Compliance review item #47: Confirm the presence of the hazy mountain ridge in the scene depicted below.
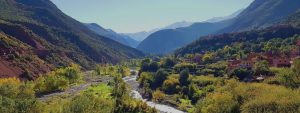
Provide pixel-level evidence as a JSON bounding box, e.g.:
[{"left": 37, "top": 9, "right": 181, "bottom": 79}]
[
  {"left": 85, "top": 23, "right": 139, "bottom": 48},
  {"left": 136, "top": 10, "right": 240, "bottom": 55},
  {"left": 122, "top": 21, "right": 194, "bottom": 42},
  {"left": 175, "top": 7, "right": 300, "bottom": 56},
  {"left": 138, "top": 0, "right": 300, "bottom": 55},
  {"left": 205, "top": 9, "right": 244, "bottom": 23}
]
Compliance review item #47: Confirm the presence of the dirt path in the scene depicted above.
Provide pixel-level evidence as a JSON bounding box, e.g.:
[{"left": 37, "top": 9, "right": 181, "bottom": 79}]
[{"left": 38, "top": 71, "right": 111, "bottom": 101}]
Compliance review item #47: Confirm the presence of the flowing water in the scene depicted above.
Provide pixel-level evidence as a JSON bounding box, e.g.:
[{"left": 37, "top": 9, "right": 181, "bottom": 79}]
[{"left": 123, "top": 71, "right": 185, "bottom": 113}]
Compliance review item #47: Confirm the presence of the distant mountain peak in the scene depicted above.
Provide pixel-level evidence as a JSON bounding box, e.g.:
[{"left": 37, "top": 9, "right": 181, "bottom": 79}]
[
  {"left": 85, "top": 23, "right": 140, "bottom": 48},
  {"left": 122, "top": 21, "right": 194, "bottom": 42},
  {"left": 135, "top": 8, "right": 243, "bottom": 55},
  {"left": 205, "top": 8, "right": 244, "bottom": 23}
]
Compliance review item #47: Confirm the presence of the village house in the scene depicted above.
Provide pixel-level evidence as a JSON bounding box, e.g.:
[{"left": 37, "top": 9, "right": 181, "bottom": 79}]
[{"left": 228, "top": 40, "right": 300, "bottom": 71}]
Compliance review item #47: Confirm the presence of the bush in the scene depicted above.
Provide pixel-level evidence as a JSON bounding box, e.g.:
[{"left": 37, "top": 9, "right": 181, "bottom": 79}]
[
  {"left": 67, "top": 94, "right": 114, "bottom": 113},
  {"left": 253, "top": 60, "right": 270, "bottom": 76},
  {"left": 57, "top": 63, "right": 82, "bottom": 84},
  {"left": 196, "top": 92, "right": 239, "bottom": 113},
  {"left": 162, "top": 58, "right": 176, "bottom": 68},
  {"left": 162, "top": 75, "right": 180, "bottom": 94},
  {"left": 179, "top": 69, "right": 190, "bottom": 86},
  {"left": 178, "top": 99, "right": 193, "bottom": 112},
  {"left": 94, "top": 64, "right": 102, "bottom": 76},
  {"left": 0, "top": 78, "right": 44, "bottom": 113},
  {"left": 152, "top": 90, "right": 165, "bottom": 102},
  {"left": 137, "top": 72, "right": 153, "bottom": 87},
  {"left": 229, "top": 68, "right": 251, "bottom": 80},
  {"left": 268, "top": 68, "right": 300, "bottom": 88},
  {"left": 152, "top": 69, "right": 169, "bottom": 89},
  {"left": 239, "top": 84, "right": 300, "bottom": 113},
  {"left": 34, "top": 64, "right": 82, "bottom": 94}
]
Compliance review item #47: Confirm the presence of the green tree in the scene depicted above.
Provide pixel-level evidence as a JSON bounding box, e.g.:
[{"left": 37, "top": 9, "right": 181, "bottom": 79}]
[
  {"left": 293, "top": 58, "right": 300, "bottom": 76},
  {"left": 95, "top": 64, "right": 102, "bottom": 76},
  {"left": 179, "top": 69, "right": 190, "bottom": 86},
  {"left": 253, "top": 60, "right": 270, "bottom": 76},
  {"left": 230, "top": 68, "right": 251, "bottom": 80},
  {"left": 162, "top": 76, "right": 179, "bottom": 94},
  {"left": 163, "top": 58, "right": 176, "bottom": 68},
  {"left": 152, "top": 69, "right": 169, "bottom": 89},
  {"left": 202, "top": 52, "right": 215, "bottom": 63},
  {"left": 111, "top": 74, "right": 127, "bottom": 113}
]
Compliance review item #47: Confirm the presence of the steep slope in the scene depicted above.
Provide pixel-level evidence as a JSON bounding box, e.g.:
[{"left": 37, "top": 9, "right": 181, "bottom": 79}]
[
  {"left": 0, "top": 31, "right": 52, "bottom": 80},
  {"left": 219, "top": 0, "right": 300, "bottom": 33},
  {"left": 137, "top": 20, "right": 232, "bottom": 55},
  {"left": 138, "top": 0, "right": 300, "bottom": 54},
  {"left": 283, "top": 10, "right": 300, "bottom": 27},
  {"left": 0, "top": 0, "right": 144, "bottom": 79},
  {"left": 85, "top": 23, "right": 139, "bottom": 48},
  {"left": 175, "top": 11, "right": 300, "bottom": 56},
  {"left": 136, "top": 9, "right": 245, "bottom": 55}
]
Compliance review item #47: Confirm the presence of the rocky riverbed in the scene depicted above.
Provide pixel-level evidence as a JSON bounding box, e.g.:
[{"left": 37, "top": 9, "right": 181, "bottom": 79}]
[{"left": 123, "top": 70, "right": 185, "bottom": 113}]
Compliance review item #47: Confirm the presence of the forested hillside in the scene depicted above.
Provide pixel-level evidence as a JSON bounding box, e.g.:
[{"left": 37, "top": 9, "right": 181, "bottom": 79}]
[
  {"left": 175, "top": 11, "right": 300, "bottom": 56},
  {"left": 138, "top": 0, "right": 300, "bottom": 55},
  {"left": 0, "top": 0, "right": 144, "bottom": 78},
  {"left": 218, "top": 0, "right": 300, "bottom": 33}
]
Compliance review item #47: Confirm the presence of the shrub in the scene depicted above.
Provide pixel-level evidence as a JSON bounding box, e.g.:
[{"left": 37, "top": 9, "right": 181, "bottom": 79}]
[
  {"left": 57, "top": 63, "right": 82, "bottom": 84},
  {"left": 162, "top": 75, "right": 180, "bottom": 94},
  {"left": 179, "top": 69, "right": 190, "bottom": 86},
  {"left": 152, "top": 90, "right": 165, "bottom": 102},
  {"left": 253, "top": 60, "right": 270, "bottom": 76},
  {"left": 0, "top": 78, "right": 21, "bottom": 98},
  {"left": 0, "top": 78, "right": 44, "bottom": 113},
  {"left": 152, "top": 69, "right": 169, "bottom": 89},
  {"left": 196, "top": 92, "right": 239, "bottom": 113},
  {"left": 229, "top": 68, "right": 251, "bottom": 80},
  {"left": 67, "top": 94, "right": 114, "bottom": 113},
  {"left": 137, "top": 72, "right": 153, "bottom": 87},
  {"left": 94, "top": 64, "right": 102, "bottom": 76},
  {"left": 34, "top": 64, "right": 82, "bottom": 94},
  {"left": 269, "top": 68, "right": 300, "bottom": 88}
]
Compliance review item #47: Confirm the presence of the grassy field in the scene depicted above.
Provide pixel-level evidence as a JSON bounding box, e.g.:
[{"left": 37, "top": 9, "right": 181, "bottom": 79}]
[{"left": 82, "top": 83, "right": 113, "bottom": 99}]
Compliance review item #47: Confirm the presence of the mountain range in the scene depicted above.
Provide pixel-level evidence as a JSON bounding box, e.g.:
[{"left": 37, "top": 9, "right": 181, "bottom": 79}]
[
  {"left": 136, "top": 10, "right": 240, "bottom": 55},
  {"left": 137, "top": 21, "right": 231, "bottom": 55},
  {"left": 137, "top": 0, "right": 300, "bottom": 55},
  {"left": 122, "top": 21, "right": 194, "bottom": 42},
  {"left": 85, "top": 23, "right": 139, "bottom": 48},
  {"left": 0, "top": 0, "right": 144, "bottom": 79},
  {"left": 205, "top": 9, "right": 244, "bottom": 23},
  {"left": 175, "top": 10, "right": 300, "bottom": 56}
]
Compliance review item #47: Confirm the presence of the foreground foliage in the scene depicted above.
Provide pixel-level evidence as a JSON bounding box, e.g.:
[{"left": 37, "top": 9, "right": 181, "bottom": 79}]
[
  {"left": 0, "top": 64, "right": 157, "bottom": 113},
  {"left": 138, "top": 57, "right": 300, "bottom": 113}
]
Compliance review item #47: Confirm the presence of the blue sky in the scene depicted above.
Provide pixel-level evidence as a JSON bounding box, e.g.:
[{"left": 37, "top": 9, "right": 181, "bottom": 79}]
[{"left": 51, "top": 0, "right": 253, "bottom": 33}]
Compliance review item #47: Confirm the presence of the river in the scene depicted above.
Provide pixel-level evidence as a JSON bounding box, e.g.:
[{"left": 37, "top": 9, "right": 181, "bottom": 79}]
[{"left": 123, "top": 71, "right": 185, "bottom": 113}]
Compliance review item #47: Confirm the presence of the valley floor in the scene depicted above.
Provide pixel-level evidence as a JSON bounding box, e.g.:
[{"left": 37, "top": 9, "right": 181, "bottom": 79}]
[
  {"left": 124, "top": 70, "right": 185, "bottom": 113},
  {"left": 38, "top": 71, "right": 111, "bottom": 101}
]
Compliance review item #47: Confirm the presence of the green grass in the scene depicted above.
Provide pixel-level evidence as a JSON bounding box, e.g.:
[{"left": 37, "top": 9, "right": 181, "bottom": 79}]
[{"left": 83, "top": 83, "right": 112, "bottom": 99}]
